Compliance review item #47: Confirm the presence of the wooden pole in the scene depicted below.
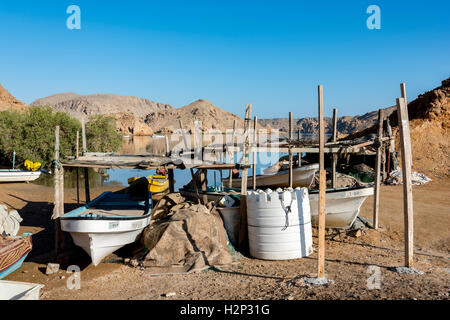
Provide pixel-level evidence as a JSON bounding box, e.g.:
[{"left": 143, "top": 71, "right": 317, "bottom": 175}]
[
  {"left": 190, "top": 168, "right": 201, "bottom": 204},
  {"left": 288, "top": 112, "right": 293, "bottom": 188},
  {"left": 76, "top": 168, "right": 80, "bottom": 204},
  {"left": 297, "top": 129, "right": 301, "bottom": 167},
  {"left": 179, "top": 120, "right": 189, "bottom": 151},
  {"left": 165, "top": 135, "right": 170, "bottom": 157},
  {"left": 317, "top": 85, "right": 326, "bottom": 278},
  {"left": 76, "top": 130, "right": 79, "bottom": 158},
  {"left": 373, "top": 109, "right": 384, "bottom": 229},
  {"left": 81, "top": 120, "right": 87, "bottom": 156},
  {"left": 81, "top": 120, "right": 90, "bottom": 202},
  {"left": 239, "top": 103, "right": 251, "bottom": 251},
  {"left": 200, "top": 169, "right": 208, "bottom": 205},
  {"left": 331, "top": 108, "right": 338, "bottom": 188},
  {"left": 400, "top": 83, "right": 412, "bottom": 167},
  {"left": 252, "top": 116, "right": 257, "bottom": 190},
  {"left": 168, "top": 169, "right": 175, "bottom": 193},
  {"left": 229, "top": 119, "right": 237, "bottom": 188},
  {"left": 52, "top": 126, "right": 65, "bottom": 256},
  {"left": 397, "top": 96, "right": 414, "bottom": 268}
]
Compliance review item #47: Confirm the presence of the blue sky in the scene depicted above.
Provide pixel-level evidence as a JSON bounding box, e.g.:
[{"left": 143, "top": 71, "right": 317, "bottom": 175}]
[{"left": 0, "top": 0, "right": 449, "bottom": 118}]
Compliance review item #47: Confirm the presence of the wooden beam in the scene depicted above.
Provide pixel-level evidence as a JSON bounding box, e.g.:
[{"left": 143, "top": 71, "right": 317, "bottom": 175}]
[
  {"left": 252, "top": 116, "right": 257, "bottom": 190},
  {"left": 165, "top": 135, "right": 170, "bottom": 157},
  {"left": 297, "top": 128, "right": 301, "bottom": 167},
  {"left": 239, "top": 103, "right": 251, "bottom": 251},
  {"left": 179, "top": 119, "right": 189, "bottom": 151},
  {"left": 317, "top": 85, "right": 326, "bottom": 278},
  {"left": 373, "top": 109, "right": 384, "bottom": 229},
  {"left": 397, "top": 96, "right": 414, "bottom": 268},
  {"left": 288, "top": 112, "right": 293, "bottom": 188},
  {"left": 229, "top": 119, "right": 237, "bottom": 188},
  {"left": 331, "top": 108, "right": 338, "bottom": 188},
  {"left": 400, "top": 83, "right": 412, "bottom": 167}
]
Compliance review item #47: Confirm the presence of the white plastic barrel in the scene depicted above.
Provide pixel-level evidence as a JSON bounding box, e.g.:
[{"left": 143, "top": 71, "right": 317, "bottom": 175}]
[{"left": 247, "top": 187, "right": 313, "bottom": 260}]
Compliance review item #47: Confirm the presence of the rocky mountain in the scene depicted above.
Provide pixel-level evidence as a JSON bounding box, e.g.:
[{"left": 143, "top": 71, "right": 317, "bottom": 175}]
[
  {"left": 31, "top": 93, "right": 173, "bottom": 135},
  {"left": 258, "top": 106, "right": 397, "bottom": 138},
  {"left": 0, "top": 83, "right": 28, "bottom": 111},
  {"left": 144, "top": 99, "right": 244, "bottom": 134}
]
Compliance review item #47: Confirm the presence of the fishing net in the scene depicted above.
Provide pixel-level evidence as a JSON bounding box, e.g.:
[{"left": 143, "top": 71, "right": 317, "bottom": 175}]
[{"left": 130, "top": 194, "right": 233, "bottom": 274}]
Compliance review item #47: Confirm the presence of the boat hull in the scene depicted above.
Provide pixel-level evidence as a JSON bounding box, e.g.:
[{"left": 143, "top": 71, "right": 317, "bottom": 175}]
[
  {"left": 0, "top": 280, "right": 44, "bottom": 300},
  {"left": 0, "top": 170, "right": 41, "bottom": 183},
  {"left": 61, "top": 216, "right": 151, "bottom": 266},
  {"left": 222, "top": 164, "right": 319, "bottom": 188},
  {"left": 309, "top": 187, "right": 374, "bottom": 229}
]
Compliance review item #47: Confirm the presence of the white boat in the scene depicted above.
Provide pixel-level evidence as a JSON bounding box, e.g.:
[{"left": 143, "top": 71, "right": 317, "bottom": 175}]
[
  {"left": 151, "top": 134, "right": 166, "bottom": 139},
  {"left": 308, "top": 186, "right": 374, "bottom": 229},
  {"left": 0, "top": 169, "right": 41, "bottom": 183},
  {"left": 180, "top": 185, "right": 373, "bottom": 229},
  {"left": 0, "top": 280, "right": 44, "bottom": 300},
  {"left": 61, "top": 191, "right": 152, "bottom": 266},
  {"left": 222, "top": 164, "right": 319, "bottom": 189}
]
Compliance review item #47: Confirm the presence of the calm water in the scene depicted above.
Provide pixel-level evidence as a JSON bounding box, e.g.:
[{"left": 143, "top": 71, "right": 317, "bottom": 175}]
[{"left": 33, "top": 136, "right": 285, "bottom": 191}]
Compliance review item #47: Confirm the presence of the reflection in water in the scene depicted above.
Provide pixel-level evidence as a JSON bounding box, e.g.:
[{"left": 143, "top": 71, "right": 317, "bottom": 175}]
[{"left": 32, "top": 136, "right": 282, "bottom": 191}]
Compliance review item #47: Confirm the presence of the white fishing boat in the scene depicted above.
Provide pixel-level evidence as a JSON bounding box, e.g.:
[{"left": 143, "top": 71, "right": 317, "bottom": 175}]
[
  {"left": 222, "top": 164, "right": 319, "bottom": 189},
  {"left": 0, "top": 280, "right": 44, "bottom": 300},
  {"left": 0, "top": 169, "right": 41, "bottom": 183},
  {"left": 181, "top": 185, "right": 373, "bottom": 229},
  {"left": 308, "top": 186, "right": 374, "bottom": 229},
  {"left": 61, "top": 191, "right": 152, "bottom": 266}
]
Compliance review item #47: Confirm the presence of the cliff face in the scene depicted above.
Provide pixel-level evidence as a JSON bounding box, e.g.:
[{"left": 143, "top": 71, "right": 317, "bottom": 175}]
[{"left": 0, "top": 83, "right": 28, "bottom": 111}]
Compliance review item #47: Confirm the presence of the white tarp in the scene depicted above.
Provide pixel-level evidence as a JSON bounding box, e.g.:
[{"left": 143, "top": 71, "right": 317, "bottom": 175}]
[{"left": 386, "top": 170, "right": 432, "bottom": 186}]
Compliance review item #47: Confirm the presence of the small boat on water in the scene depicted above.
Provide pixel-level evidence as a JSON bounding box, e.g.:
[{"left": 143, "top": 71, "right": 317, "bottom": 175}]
[
  {"left": 0, "top": 169, "right": 42, "bottom": 183},
  {"left": 0, "top": 234, "right": 33, "bottom": 280},
  {"left": 0, "top": 280, "right": 44, "bottom": 300},
  {"left": 180, "top": 185, "right": 373, "bottom": 229},
  {"left": 151, "top": 134, "right": 166, "bottom": 139},
  {"left": 61, "top": 191, "right": 152, "bottom": 266},
  {"left": 222, "top": 164, "right": 319, "bottom": 189}
]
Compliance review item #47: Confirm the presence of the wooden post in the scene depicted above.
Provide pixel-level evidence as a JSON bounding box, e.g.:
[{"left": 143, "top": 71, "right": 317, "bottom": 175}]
[
  {"left": 229, "top": 119, "right": 237, "bottom": 188},
  {"left": 81, "top": 120, "right": 87, "bottom": 156},
  {"left": 239, "top": 104, "right": 251, "bottom": 251},
  {"left": 331, "top": 108, "right": 338, "bottom": 188},
  {"left": 397, "top": 96, "right": 414, "bottom": 268},
  {"left": 165, "top": 135, "right": 170, "bottom": 157},
  {"left": 288, "top": 112, "right": 293, "bottom": 188},
  {"left": 52, "top": 126, "right": 65, "bottom": 256},
  {"left": 373, "top": 109, "right": 384, "bottom": 229},
  {"left": 168, "top": 169, "right": 175, "bottom": 193},
  {"left": 76, "top": 130, "right": 79, "bottom": 158},
  {"left": 76, "top": 168, "right": 80, "bottom": 204},
  {"left": 400, "top": 83, "right": 412, "bottom": 167},
  {"left": 81, "top": 120, "right": 90, "bottom": 202},
  {"left": 200, "top": 169, "right": 208, "bottom": 205},
  {"left": 317, "top": 85, "right": 326, "bottom": 278},
  {"left": 297, "top": 129, "right": 301, "bottom": 167},
  {"left": 179, "top": 120, "right": 189, "bottom": 151},
  {"left": 190, "top": 168, "right": 201, "bottom": 204},
  {"left": 252, "top": 116, "right": 257, "bottom": 190}
]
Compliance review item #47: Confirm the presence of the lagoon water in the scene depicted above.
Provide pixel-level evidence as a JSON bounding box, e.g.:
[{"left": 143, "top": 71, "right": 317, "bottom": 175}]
[{"left": 34, "top": 135, "right": 286, "bottom": 191}]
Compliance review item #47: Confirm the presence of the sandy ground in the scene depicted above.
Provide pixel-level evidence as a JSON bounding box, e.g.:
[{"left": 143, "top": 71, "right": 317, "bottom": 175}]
[{"left": 1, "top": 179, "right": 449, "bottom": 300}]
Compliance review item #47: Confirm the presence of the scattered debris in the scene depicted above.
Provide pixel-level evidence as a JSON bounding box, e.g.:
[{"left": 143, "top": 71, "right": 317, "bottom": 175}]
[
  {"left": 0, "top": 204, "right": 23, "bottom": 236},
  {"left": 162, "top": 292, "right": 177, "bottom": 297},
  {"left": 385, "top": 170, "right": 432, "bottom": 186},
  {"left": 390, "top": 267, "right": 424, "bottom": 275},
  {"left": 45, "top": 263, "right": 60, "bottom": 275},
  {"left": 304, "top": 277, "right": 333, "bottom": 286}
]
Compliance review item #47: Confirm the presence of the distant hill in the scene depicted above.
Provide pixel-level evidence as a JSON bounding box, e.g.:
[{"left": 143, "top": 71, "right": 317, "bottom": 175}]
[
  {"left": 258, "top": 106, "right": 397, "bottom": 137},
  {"left": 31, "top": 93, "right": 173, "bottom": 135},
  {"left": 0, "top": 83, "right": 28, "bottom": 111}
]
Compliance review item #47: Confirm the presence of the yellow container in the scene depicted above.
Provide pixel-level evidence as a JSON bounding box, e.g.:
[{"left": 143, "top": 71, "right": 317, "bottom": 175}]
[{"left": 128, "top": 175, "right": 169, "bottom": 194}]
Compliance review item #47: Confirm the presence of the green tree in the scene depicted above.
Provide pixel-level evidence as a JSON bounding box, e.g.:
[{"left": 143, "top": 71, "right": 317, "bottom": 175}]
[{"left": 86, "top": 115, "right": 122, "bottom": 153}]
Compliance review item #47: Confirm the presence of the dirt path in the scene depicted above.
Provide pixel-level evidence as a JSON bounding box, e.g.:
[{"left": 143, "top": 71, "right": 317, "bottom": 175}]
[{"left": 1, "top": 179, "right": 449, "bottom": 300}]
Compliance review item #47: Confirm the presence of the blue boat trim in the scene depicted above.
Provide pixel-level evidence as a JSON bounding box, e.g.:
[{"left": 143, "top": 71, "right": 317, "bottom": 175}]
[{"left": 0, "top": 253, "right": 29, "bottom": 280}]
